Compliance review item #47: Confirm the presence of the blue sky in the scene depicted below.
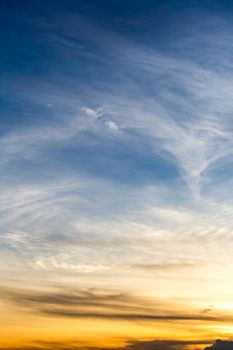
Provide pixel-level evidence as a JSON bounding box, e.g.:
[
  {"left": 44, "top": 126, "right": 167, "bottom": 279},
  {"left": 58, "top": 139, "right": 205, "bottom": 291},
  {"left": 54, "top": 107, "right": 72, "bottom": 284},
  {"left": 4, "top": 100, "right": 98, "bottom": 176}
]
[
  {"left": 2, "top": 0, "right": 233, "bottom": 190},
  {"left": 2, "top": 0, "right": 233, "bottom": 257},
  {"left": 1, "top": 0, "right": 233, "bottom": 239},
  {"left": 2, "top": 1, "right": 233, "bottom": 347}
]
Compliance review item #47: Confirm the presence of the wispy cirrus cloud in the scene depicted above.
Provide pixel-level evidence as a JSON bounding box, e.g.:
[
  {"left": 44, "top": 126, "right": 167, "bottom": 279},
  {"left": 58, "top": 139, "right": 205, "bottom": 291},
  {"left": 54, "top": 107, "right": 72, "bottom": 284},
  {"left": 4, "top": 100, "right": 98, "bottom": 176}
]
[
  {"left": 2, "top": 12, "right": 233, "bottom": 198},
  {"left": 1, "top": 174, "right": 233, "bottom": 278}
]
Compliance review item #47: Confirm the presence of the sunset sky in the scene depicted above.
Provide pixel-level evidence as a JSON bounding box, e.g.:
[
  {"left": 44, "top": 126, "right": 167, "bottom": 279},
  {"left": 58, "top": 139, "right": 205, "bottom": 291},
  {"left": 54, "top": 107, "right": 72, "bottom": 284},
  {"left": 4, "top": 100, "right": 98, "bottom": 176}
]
[{"left": 1, "top": 1, "right": 233, "bottom": 349}]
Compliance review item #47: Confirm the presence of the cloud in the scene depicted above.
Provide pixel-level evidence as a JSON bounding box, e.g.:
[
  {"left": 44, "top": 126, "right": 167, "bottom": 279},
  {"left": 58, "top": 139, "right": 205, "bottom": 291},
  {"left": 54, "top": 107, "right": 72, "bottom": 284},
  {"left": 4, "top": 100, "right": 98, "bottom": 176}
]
[
  {"left": 3, "top": 11, "right": 233, "bottom": 198},
  {"left": 0, "top": 101, "right": 120, "bottom": 165},
  {"left": 116, "top": 57, "right": 233, "bottom": 197},
  {"left": 119, "top": 339, "right": 210, "bottom": 350},
  {"left": 82, "top": 107, "right": 99, "bottom": 119},
  {"left": 105, "top": 120, "right": 119, "bottom": 131},
  {"left": 0, "top": 338, "right": 212, "bottom": 350},
  {"left": 2, "top": 176, "right": 233, "bottom": 276},
  {"left": 131, "top": 261, "right": 199, "bottom": 271},
  {"left": 205, "top": 340, "right": 233, "bottom": 350},
  {"left": 0, "top": 286, "right": 230, "bottom": 323}
]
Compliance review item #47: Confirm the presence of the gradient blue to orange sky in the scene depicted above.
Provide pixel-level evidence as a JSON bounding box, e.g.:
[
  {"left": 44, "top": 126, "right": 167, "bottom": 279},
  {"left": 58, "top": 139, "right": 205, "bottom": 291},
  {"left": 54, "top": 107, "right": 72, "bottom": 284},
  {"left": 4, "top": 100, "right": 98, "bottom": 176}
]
[{"left": 1, "top": 1, "right": 233, "bottom": 349}]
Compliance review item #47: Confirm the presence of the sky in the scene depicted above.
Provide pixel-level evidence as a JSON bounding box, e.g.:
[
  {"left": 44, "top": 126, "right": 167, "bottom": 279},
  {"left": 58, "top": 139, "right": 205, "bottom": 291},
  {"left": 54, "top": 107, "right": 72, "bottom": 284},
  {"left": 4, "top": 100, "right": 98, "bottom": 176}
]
[{"left": 1, "top": 0, "right": 233, "bottom": 349}]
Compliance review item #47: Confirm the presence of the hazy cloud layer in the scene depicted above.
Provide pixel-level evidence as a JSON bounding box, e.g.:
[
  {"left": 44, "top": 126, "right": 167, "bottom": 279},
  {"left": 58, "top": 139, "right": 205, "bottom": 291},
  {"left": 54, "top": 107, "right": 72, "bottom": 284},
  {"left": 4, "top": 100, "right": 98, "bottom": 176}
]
[
  {"left": 0, "top": 286, "right": 231, "bottom": 324},
  {"left": 0, "top": 338, "right": 211, "bottom": 350}
]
